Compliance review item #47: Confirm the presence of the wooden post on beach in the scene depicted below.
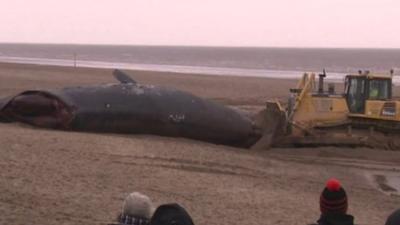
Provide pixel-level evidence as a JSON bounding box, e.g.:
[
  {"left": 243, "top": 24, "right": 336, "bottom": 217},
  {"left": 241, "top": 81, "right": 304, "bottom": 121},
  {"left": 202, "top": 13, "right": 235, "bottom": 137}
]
[{"left": 73, "top": 53, "right": 77, "bottom": 68}]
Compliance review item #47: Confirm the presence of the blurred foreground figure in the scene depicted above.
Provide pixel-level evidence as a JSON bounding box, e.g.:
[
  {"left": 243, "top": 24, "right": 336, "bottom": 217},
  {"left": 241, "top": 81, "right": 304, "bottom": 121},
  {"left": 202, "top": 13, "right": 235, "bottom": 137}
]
[
  {"left": 385, "top": 209, "right": 400, "bottom": 225},
  {"left": 150, "top": 203, "right": 195, "bottom": 225},
  {"left": 110, "top": 192, "right": 154, "bottom": 225},
  {"left": 311, "top": 178, "right": 355, "bottom": 225}
]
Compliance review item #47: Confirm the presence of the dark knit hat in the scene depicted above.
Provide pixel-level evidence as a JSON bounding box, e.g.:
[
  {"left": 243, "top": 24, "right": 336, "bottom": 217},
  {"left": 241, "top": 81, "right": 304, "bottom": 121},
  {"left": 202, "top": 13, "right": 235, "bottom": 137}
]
[
  {"left": 150, "top": 203, "right": 194, "bottom": 225},
  {"left": 320, "top": 178, "right": 348, "bottom": 214},
  {"left": 385, "top": 209, "right": 400, "bottom": 225}
]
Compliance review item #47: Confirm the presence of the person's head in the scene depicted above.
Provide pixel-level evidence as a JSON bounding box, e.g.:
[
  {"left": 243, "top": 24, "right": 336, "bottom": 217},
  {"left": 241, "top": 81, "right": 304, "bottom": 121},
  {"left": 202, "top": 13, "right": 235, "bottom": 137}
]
[
  {"left": 385, "top": 209, "right": 400, "bottom": 225},
  {"left": 121, "top": 192, "right": 154, "bottom": 219},
  {"left": 150, "top": 203, "right": 194, "bottom": 225},
  {"left": 320, "top": 178, "right": 348, "bottom": 215}
]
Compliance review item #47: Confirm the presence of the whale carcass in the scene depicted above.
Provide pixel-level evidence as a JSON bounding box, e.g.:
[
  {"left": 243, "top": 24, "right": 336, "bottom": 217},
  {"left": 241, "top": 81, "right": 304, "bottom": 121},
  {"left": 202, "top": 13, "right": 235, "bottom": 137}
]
[{"left": 0, "top": 70, "right": 260, "bottom": 147}]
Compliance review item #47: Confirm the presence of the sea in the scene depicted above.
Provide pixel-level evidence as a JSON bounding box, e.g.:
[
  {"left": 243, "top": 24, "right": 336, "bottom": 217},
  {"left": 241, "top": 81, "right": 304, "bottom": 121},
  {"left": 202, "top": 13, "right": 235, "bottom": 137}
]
[{"left": 0, "top": 44, "right": 400, "bottom": 84}]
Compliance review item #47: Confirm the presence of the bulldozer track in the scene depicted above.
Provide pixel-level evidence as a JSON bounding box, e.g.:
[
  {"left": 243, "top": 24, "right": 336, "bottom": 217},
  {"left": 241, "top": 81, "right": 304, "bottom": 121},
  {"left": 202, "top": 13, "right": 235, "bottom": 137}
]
[
  {"left": 268, "top": 153, "right": 400, "bottom": 172},
  {"left": 311, "top": 119, "right": 400, "bottom": 150},
  {"left": 268, "top": 153, "right": 400, "bottom": 196},
  {"left": 350, "top": 116, "right": 400, "bottom": 134},
  {"left": 108, "top": 154, "right": 270, "bottom": 179}
]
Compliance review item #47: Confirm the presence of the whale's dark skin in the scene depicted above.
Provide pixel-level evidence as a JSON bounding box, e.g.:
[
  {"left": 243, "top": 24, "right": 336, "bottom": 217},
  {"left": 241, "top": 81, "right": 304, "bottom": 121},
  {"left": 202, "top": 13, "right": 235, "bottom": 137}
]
[{"left": 0, "top": 70, "right": 260, "bottom": 147}]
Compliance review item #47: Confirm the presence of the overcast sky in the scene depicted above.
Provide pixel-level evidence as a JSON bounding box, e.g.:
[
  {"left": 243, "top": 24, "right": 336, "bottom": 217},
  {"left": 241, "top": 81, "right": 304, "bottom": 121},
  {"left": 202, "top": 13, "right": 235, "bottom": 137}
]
[{"left": 1, "top": 0, "right": 399, "bottom": 48}]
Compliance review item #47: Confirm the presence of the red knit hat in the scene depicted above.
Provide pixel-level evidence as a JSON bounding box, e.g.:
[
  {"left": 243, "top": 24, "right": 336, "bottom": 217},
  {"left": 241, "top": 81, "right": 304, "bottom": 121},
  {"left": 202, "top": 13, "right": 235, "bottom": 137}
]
[{"left": 320, "top": 178, "right": 348, "bottom": 214}]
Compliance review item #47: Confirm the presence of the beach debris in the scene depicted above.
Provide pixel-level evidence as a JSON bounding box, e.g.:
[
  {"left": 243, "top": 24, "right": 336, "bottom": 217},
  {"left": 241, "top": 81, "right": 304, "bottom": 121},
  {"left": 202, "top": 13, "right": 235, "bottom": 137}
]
[{"left": 0, "top": 70, "right": 260, "bottom": 147}]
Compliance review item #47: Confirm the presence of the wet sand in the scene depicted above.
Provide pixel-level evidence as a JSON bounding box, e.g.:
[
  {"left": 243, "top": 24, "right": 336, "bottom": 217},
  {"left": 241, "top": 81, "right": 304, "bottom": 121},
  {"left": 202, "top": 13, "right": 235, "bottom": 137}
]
[{"left": 0, "top": 62, "right": 400, "bottom": 225}]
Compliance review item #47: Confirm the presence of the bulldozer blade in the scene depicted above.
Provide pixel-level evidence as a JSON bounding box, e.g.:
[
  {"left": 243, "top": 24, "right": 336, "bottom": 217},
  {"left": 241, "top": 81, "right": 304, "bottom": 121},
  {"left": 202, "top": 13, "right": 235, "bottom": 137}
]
[
  {"left": 251, "top": 101, "right": 287, "bottom": 150},
  {"left": 250, "top": 130, "right": 275, "bottom": 150}
]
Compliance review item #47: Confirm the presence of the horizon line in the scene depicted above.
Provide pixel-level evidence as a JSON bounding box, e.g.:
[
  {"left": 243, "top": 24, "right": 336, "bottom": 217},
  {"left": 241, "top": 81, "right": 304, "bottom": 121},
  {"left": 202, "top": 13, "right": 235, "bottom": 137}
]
[{"left": 1, "top": 42, "right": 400, "bottom": 50}]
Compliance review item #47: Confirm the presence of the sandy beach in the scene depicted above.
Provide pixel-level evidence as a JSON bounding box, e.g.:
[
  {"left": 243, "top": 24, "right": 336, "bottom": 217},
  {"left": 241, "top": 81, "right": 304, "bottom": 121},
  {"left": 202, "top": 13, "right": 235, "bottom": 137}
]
[{"left": 1, "top": 62, "right": 400, "bottom": 225}]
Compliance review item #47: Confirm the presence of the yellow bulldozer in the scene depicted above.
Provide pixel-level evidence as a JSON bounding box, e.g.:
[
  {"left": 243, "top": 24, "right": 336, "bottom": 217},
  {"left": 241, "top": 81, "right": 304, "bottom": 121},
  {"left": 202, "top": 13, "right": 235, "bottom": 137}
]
[{"left": 255, "top": 70, "right": 400, "bottom": 150}]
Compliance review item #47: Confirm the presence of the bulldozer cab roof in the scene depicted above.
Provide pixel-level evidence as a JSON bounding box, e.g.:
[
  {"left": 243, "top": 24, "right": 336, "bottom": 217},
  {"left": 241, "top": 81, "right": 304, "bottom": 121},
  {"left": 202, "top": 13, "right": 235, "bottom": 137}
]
[{"left": 346, "top": 73, "right": 392, "bottom": 80}]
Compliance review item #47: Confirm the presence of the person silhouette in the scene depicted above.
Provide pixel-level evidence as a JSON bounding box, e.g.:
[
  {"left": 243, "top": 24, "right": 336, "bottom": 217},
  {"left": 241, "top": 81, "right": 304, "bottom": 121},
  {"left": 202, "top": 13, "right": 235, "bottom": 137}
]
[
  {"left": 150, "top": 203, "right": 194, "bottom": 225},
  {"left": 109, "top": 192, "right": 154, "bottom": 225},
  {"left": 311, "top": 178, "right": 355, "bottom": 225},
  {"left": 385, "top": 209, "right": 400, "bottom": 225}
]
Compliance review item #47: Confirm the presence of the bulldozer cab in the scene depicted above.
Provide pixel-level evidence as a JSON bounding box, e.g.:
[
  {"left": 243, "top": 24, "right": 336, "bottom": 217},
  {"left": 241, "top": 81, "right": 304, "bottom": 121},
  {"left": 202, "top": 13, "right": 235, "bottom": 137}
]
[{"left": 345, "top": 73, "right": 392, "bottom": 114}]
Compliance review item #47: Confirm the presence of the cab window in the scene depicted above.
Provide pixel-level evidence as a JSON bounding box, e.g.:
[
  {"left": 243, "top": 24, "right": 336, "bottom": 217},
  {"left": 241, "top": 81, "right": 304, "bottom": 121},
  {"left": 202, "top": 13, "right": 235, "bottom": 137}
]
[
  {"left": 346, "top": 77, "right": 366, "bottom": 113},
  {"left": 368, "top": 79, "right": 390, "bottom": 100}
]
